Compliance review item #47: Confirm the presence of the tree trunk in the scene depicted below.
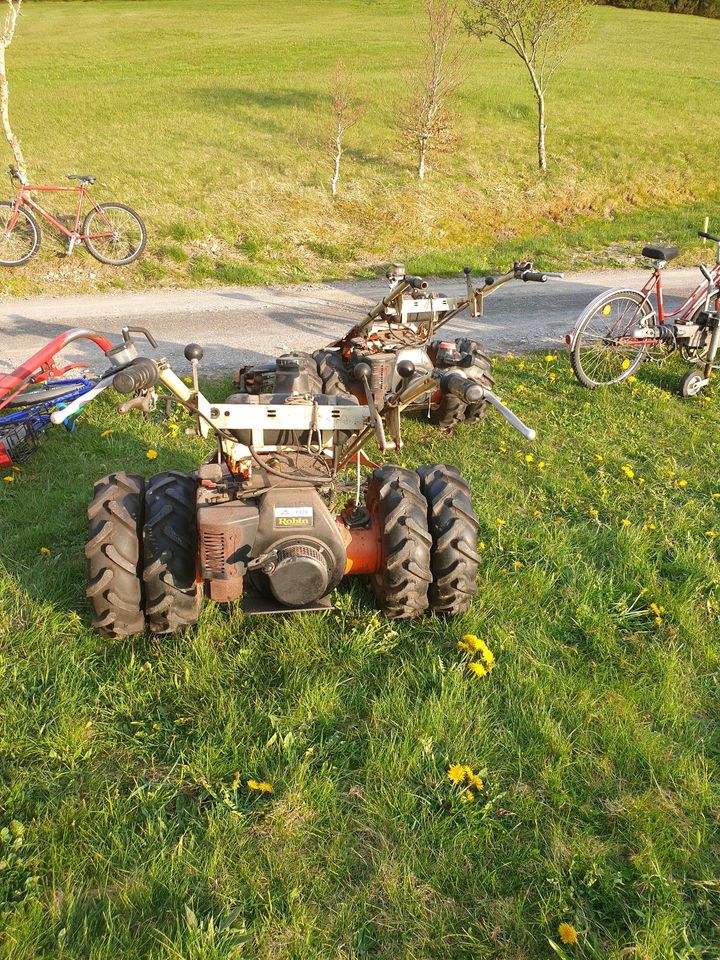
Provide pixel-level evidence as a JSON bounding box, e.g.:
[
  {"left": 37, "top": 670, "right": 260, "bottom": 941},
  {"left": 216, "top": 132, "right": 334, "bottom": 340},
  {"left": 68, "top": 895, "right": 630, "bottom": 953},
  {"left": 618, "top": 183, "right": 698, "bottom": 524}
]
[
  {"left": 418, "top": 139, "right": 426, "bottom": 181},
  {"left": 536, "top": 90, "right": 546, "bottom": 173},
  {"left": 0, "top": 39, "right": 26, "bottom": 180},
  {"left": 331, "top": 132, "right": 342, "bottom": 198}
]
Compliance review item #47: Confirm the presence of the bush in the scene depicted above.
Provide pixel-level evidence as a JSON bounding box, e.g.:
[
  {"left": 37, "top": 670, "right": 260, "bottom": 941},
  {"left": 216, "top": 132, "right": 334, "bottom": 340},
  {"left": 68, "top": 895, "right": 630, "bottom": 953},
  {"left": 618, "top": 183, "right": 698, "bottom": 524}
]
[{"left": 595, "top": 0, "right": 720, "bottom": 18}]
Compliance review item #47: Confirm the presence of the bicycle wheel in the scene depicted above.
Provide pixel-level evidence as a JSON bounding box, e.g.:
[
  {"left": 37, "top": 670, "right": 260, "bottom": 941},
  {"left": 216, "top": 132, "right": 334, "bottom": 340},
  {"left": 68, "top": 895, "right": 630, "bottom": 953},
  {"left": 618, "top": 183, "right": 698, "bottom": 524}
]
[
  {"left": 570, "top": 289, "right": 653, "bottom": 388},
  {"left": 0, "top": 201, "right": 41, "bottom": 266},
  {"left": 82, "top": 203, "right": 146, "bottom": 265}
]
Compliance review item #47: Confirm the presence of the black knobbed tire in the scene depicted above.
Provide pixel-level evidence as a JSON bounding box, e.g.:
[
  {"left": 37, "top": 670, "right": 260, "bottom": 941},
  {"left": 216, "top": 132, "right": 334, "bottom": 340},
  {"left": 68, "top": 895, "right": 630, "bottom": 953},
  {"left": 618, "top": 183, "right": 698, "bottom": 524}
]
[
  {"left": 314, "top": 348, "right": 352, "bottom": 397},
  {"left": 143, "top": 471, "right": 202, "bottom": 634},
  {"left": 82, "top": 203, "right": 147, "bottom": 265},
  {"left": 433, "top": 338, "right": 494, "bottom": 430},
  {"left": 417, "top": 465, "right": 480, "bottom": 616},
  {"left": 366, "top": 465, "right": 432, "bottom": 619},
  {"left": 0, "top": 201, "right": 41, "bottom": 266},
  {"left": 85, "top": 472, "right": 146, "bottom": 638}
]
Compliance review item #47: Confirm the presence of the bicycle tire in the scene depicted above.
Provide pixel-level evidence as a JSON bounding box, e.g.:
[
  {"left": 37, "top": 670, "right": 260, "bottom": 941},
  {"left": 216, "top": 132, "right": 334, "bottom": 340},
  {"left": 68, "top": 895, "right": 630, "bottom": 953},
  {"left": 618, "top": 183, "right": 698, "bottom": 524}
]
[
  {"left": 569, "top": 288, "right": 653, "bottom": 388},
  {"left": 0, "top": 202, "right": 41, "bottom": 266},
  {"left": 82, "top": 202, "right": 146, "bottom": 265}
]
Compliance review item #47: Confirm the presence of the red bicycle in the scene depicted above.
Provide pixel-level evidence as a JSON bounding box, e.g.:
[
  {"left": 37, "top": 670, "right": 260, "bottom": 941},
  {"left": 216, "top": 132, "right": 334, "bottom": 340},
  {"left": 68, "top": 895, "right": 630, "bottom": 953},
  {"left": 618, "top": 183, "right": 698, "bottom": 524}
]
[
  {"left": 0, "top": 165, "right": 146, "bottom": 267},
  {"left": 567, "top": 233, "right": 720, "bottom": 392}
]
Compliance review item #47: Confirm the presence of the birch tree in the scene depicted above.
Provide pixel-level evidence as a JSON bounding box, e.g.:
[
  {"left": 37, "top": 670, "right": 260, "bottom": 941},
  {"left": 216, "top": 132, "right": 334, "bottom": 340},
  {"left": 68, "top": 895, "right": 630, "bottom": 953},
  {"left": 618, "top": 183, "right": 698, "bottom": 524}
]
[
  {"left": 0, "top": 0, "right": 26, "bottom": 180},
  {"left": 406, "top": 0, "right": 463, "bottom": 181},
  {"left": 328, "top": 60, "right": 364, "bottom": 198},
  {"left": 464, "top": 0, "right": 588, "bottom": 171}
]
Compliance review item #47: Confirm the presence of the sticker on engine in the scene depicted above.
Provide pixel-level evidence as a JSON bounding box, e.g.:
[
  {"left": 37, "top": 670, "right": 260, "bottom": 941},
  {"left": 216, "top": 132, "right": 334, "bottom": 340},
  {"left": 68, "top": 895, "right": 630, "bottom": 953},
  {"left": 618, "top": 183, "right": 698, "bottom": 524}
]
[{"left": 274, "top": 506, "right": 314, "bottom": 527}]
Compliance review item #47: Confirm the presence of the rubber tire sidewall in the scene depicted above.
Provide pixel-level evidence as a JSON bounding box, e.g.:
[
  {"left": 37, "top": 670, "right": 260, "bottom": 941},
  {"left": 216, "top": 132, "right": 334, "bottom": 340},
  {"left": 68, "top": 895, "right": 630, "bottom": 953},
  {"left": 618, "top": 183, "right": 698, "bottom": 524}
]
[
  {"left": 83, "top": 202, "right": 147, "bottom": 265},
  {"left": 0, "top": 202, "right": 41, "bottom": 266}
]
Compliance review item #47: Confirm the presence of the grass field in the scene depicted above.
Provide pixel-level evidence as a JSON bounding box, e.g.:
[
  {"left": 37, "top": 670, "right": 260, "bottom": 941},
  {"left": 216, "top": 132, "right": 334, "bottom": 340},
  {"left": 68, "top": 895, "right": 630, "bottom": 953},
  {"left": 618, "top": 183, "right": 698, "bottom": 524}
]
[
  {"left": 0, "top": 0, "right": 719, "bottom": 296},
  {"left": 1, "top": 353, "right": 719, "bottom": 958}
]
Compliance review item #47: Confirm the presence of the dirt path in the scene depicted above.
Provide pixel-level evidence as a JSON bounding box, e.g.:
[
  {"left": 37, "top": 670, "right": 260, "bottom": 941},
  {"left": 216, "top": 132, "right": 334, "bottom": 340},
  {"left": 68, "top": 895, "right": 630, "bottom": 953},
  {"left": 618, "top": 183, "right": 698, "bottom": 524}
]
[{"left": 0, "top": 267, "right": 698, "bottom": 374}]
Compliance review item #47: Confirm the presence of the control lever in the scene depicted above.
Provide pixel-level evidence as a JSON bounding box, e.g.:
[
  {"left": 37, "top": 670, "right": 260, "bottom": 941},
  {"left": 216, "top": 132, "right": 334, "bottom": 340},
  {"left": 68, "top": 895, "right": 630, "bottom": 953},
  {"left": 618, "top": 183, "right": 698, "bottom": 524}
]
[
  {"left": 354, "top": 361, "right": 389, "bottom": 449},
  {"left": 118, "top": 394, "right": 156, "bottom": 416},
  {"left": 121, "top": 325, "right": 158, "bottom": 349},
  {"left": 438, "top": 373, "right": 536, "bottom": 440}
]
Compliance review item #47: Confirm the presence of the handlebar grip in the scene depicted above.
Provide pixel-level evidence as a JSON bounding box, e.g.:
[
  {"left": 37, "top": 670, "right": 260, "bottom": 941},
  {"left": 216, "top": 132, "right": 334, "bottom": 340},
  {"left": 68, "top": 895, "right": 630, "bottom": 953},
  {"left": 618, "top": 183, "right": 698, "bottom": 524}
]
[
  {"left": 406, "top": 276, "right": 428, "bottom": 290},
  {"left": 698, "top": 231, "right": 720, "bottom": 243},
  {"left": 439, "top": 373, "right": 484, "bottom": 405},
  {"left": 112, "top": 357, "right": 159, "bottom": 394},
  {"left": 521, "top": 271, "right": 548, "bottom": 282}
]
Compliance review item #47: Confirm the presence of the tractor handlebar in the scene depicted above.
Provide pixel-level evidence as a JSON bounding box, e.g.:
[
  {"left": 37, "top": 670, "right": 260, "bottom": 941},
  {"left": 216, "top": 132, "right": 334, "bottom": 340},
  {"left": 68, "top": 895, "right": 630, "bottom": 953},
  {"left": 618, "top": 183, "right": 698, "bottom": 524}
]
[
  {"left": 439, "top": 372, "right": 484, "bottom": 405},
  {"left": 112, "top": 357, "right": 159, "bottom": 394}
]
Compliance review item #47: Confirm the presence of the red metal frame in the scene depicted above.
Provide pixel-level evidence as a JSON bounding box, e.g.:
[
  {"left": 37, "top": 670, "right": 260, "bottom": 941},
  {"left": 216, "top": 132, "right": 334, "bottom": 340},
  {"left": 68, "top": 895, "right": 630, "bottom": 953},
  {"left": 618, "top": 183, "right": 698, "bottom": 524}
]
[
  {"left": 0, "top": 328, "right": 113, "bottom": 411},
  {"left": 6, "top": 181, "right": 116, "bottom": 241}
]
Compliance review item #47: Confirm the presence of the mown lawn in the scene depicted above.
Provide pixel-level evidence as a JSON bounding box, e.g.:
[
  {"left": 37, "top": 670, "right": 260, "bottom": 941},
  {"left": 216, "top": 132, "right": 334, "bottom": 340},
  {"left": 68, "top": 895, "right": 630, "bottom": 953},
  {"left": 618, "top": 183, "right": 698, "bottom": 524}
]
[
  {"left": 0, "top": 352, "right": 719, "bottom": 958},
  {"left": 0, "top": 0, "right": 719, "bottom": 296}
]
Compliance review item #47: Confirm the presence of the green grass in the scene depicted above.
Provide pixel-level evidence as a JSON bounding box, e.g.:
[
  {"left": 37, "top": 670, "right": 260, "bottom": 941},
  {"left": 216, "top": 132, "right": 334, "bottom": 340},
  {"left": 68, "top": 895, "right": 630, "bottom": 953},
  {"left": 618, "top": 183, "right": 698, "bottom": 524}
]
[
  {"left": 1, "top": 0, "right": 720, "bottom": 296},
  {"left": 1, "top": 355, "right": 719, "bottom": 958}
]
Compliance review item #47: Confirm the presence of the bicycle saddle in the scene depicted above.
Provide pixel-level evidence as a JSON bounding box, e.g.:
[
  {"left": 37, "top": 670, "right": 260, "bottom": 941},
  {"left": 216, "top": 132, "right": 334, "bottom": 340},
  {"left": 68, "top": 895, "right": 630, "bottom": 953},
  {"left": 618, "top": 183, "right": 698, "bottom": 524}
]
[
  {"left": 641, "top": 245, "right": 679, "bottom": 262},
  {"left": 67, "top": 174, "right": 96, "bottom": 184}
]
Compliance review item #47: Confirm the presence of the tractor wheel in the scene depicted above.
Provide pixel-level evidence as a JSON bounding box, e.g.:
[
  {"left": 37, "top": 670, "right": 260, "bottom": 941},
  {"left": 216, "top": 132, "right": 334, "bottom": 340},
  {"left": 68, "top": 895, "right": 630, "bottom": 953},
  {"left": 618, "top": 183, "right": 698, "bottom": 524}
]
[
  {"left": 142, "top": 471, "right": 202, "bottom": 634},
  {"left": 314, "top": 348, "right": 352, "bottom": 397},
  {"left": 433, "top": 338, "right": 494, "bottom": 429},
  {"left": 366, "top": 465, "right": 432, "bottom": 619},
  {"left": 417, "top": 464, "right": 480, "bottom": 616},
  {"left": 85, "top": 472, "right": 145, "bottom": 638}
]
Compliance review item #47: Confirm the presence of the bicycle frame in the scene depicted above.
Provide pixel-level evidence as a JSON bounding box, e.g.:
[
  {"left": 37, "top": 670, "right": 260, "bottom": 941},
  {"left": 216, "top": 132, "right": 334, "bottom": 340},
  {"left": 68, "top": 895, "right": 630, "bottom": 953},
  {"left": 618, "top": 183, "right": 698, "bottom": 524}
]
[
  {"left": 8, "top": 182, "right": 117, "bottom": 251},
  {"left": 639, "top": 260, "right": 720, "bottom": 328}
]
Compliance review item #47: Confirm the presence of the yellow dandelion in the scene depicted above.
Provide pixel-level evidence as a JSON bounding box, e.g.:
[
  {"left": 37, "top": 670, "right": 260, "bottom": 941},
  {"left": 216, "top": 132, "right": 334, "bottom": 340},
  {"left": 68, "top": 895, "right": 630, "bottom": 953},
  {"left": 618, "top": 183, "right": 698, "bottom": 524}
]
[
  {"left": 39, "top": 547, "right": 51, "bottom": 558},
  {"left": 467, "top": 771, "right": 484, "bottom": 791},
  {"left": 3, "top": 475, "right": 14, "bottom": 483},
  {"left": 677, "top": 479, "right": 687, "bottom": 488},
  {"left": 532, "top": 509, "right": 541, "bottom": 517},
  {"left": 627, "top": 375, "right": 637, "bottom": 383},
  {"left": 496, "top": 518, "right": 506, "bottom": 526},
  {"left": 478, "top": 541, "right": 486, "bottom": 551},
  {"left": 589, "top": 507, "right": 599, "bottom": 518},
  {"left": 447, "top": 764, "right": 466, "bottom": 785},
  {"left": 146, "top": 449, "right": 158, "bottom": 460},
  {"left": 468, "top": 661, "right": 488, "bottom": 678},
  {"left": 525, "top": 454, "right": 534, "bottom": 463},
  {"left": 506, "top": 353, "right": 515, "bottom": 360},
  {"left": 620, "top": 518, "right": 631, "bottom": 527},
  {"left": 711, "top": 493, "right": 720, "bottom": 500},
  {"left": 247, "top": 779, "right": 273, "bottom": 794},
  {"left": 544, "top": 354, "right": 557, "bottom": 362},
  {"left": 537, "top": 461, "right": 545, "bottom": 470},
  {"left": 512, "top": 560, "right": 523, "bottom": 569},
  {"left": 621, "top": 358, "right": 631, "bottom": 370},
  {"left": 548, "top": 372, "right": 557, "bottom": 382},
  {"left": 183, "top": 376, "right": 193, "bottom": 385},
  {"left": 11, "top": 464, "right": 22, "bottom": 472},
  {"left": 595, "top": 454, "right": 604, "bottom": 462},
  {"left": 461, "top": 788, "right": 475, "bottom": 802},
  {"left": 558, "top": 922, "right": 578, "bottom": 945},
  {"left": 620, "top": 465, "right": 635, "bottom": 480},
  {"left": 705, "top": 530, "right": 718, "bottom": 538},
  {"left": 643, "top": 521, "right": 656, "bottom": 531},
  {"left": 100, "top": 429, "right": 113, "bottom": 438},
  {"left": 649, "top": 603, "right": 665, "bottom": 617}
]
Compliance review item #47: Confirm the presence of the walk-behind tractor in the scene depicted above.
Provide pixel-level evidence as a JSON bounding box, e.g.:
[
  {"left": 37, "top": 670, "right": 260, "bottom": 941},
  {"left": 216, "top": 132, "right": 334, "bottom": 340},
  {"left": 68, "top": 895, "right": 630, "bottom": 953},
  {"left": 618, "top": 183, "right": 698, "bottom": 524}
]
[
  {"left": 55, "top": 331, "right": 536, "bottom": 637},
  {"left": 237, "top": 261, "right": 560, "bottom": 430}
]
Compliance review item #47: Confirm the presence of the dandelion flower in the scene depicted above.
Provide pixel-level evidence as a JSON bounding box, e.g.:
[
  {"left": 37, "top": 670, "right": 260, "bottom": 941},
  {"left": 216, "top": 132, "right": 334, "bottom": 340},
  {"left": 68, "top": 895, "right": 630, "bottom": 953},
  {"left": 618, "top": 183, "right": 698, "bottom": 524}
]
[
  {"left": 447, "top": 764, "right": 466, "bottom": 785},
  {"left": 478, "top": 541, "right": 486, "bottom": 551},
  {"left": 558, "top": 922, "right": 578, "bottom": 945},
  {"left": 39, "top": 547, "right": 51, "bottom": 558},
  {"left": 621, "top": 358, "right": 631, "bottom": 370},
  {"left": 461, "top": 789, "right": 475, "bottom": 802},
  {"left": 544, "top": 354, "right": 557, "bottom": 362},
  {"left": 537, "top": 461, "right": 545, "bottom": 470},
  {"left": 468, "top": 662, "right": 488, "bottom": 678},
  {"left": 247, "top": 779, "right": 273, "bottom": 794},
  {"left": 183, "top": 376, "right": 193, "bottom": 385},
  {"left": 589, "top": 507, "right": 599, "bottom": 518},
  {"left": 677, "top": 479, "right": 687, "bottom": 488},
  {"left": 3, "top": 475, "right": 14, "bottom": 483},
  {"left": 512, "top": 560, "right": 523, "bottom": 569},
  {"left": 620, "top": 518, "right": 631, "bottom": 527},
  {"left": 525, "top": 454, "right": 534, "bottom": 463},
  {"left": 627, "top": 375, "right": 637, "bottom": 383},
  {"left": 548, "top": 372, "right": 557, "bottom": 382},
  {"left": 496, "top": 518, "right": 506, "bottom": 526},
  {"left": 620, "top": 465, "right": 635, "bottom": 480},
  {"left": 705, "top": 530, "right": 718, "bottom": 538},
  {"left": 146, "top": 449, "right": 158, "bottom": 460},
  {"left": 467, "top": 771, "right": 484, "bottom": 791},
  {"left": 595, "top": 454, "right": 604, "bottom": 462},
  {"left": 100, "top": 429, "right": 113, "bottom": 438}
]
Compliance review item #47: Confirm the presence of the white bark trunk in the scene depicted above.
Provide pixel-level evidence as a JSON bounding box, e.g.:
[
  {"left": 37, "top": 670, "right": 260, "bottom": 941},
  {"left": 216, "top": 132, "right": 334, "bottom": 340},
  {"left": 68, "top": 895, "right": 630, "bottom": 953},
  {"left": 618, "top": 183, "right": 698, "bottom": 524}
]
[
  {"left": 0, "top": 4, "right": 26, "bottom": 180},
  {"left": 537, "top": 91, "right": 546, "bottom": 172},
  {"left": 331, "top": 134, "right": 342, "bottom": 198}
]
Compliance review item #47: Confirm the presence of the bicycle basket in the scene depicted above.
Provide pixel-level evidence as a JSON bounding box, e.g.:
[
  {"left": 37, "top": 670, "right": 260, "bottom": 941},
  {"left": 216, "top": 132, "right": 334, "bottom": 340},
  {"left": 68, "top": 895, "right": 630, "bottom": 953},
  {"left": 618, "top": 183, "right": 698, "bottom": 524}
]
[{"left": 0, "top": 421, "right": 39, "bottom": 466}]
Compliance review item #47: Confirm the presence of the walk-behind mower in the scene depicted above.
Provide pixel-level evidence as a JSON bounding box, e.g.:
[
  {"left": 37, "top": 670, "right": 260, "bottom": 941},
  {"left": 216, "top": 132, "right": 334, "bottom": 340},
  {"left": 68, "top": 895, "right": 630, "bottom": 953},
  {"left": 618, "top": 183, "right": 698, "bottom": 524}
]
[
  {"left": 237, "top": 261, "right": 560, "bottom": 430},
  {"left": 55, "top": 335, "right": 536, "bottom": 637}
]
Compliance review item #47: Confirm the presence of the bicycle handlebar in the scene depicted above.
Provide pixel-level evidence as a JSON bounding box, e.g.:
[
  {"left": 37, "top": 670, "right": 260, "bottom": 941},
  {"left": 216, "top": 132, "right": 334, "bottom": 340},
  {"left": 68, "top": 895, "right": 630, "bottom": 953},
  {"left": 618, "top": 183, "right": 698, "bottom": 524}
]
[
  {"left": 699, "top": 230, "right": 720, "bottom": 243},
  {"left": 699, "top": 264, "right": 714, "bottom": 283}
]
